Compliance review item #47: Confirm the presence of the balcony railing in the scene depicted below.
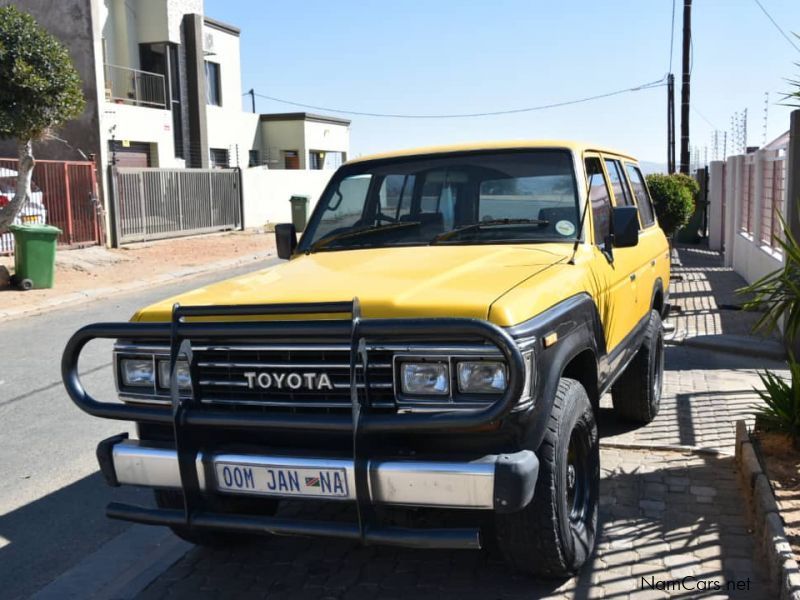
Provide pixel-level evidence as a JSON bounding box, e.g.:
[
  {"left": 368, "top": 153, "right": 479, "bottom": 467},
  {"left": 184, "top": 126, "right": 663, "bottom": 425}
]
[{"left": 104, "top": 64, "right": 167, "bottom": 109}]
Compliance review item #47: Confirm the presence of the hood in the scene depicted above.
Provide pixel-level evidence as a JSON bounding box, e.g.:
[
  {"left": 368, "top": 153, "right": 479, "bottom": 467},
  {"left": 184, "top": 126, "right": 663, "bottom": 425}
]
[{"left": 133, "top": 244, "right": 571, "bottom": 325}]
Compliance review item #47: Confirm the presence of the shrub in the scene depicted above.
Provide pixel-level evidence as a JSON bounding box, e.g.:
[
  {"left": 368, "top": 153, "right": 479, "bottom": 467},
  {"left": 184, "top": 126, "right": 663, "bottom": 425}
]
[{"left": 645, "top": 173, "right": 695, "bottom": 237}]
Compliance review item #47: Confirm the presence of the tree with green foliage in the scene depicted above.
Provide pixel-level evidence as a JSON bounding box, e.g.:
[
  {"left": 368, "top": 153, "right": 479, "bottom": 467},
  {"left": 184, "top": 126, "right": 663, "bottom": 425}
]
[
  {"left": 645, "top": 173, "right": 695, "bottom": 237},
  {"left": 0, "top": 5, "right": 84, "bottom": 232}
]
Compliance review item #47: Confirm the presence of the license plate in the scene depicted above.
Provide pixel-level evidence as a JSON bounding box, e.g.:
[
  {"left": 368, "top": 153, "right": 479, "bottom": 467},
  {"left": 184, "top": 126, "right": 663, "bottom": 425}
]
[{"left": 214, "top": 462, "right": 350, "bottom": 499}]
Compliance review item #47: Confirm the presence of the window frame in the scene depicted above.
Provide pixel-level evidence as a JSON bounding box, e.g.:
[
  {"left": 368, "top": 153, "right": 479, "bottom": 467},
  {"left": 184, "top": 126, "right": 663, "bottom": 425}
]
[
  {"left": 584, "top": 153, "right": 614, "bottom": 246},
  {"left": 623, "top": 161, "right": 657, "bottom": 228},
  {"left": 204, "top": 61, "right": 222, "bottom": 107},
  {"left": 602, "top": 157, "right": 633, "bottom": 208}
]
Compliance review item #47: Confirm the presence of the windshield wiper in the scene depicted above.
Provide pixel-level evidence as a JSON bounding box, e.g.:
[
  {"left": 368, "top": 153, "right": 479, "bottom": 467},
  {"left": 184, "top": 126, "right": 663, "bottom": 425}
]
[
  {"left": 307, "top": 221, "right": 422, "bottom": 253},
  {"left": 430, "top": 218, "right": 549, "bottom": 244}
]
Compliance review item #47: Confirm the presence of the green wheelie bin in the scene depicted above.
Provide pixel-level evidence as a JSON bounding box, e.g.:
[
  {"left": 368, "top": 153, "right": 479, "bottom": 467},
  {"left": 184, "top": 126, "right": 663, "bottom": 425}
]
[
  {"left": 289, "top": 195, "right": 310, "bottom": 231},
  {"left": 8, "top": 223, "right": 62, "bottom": 290}
]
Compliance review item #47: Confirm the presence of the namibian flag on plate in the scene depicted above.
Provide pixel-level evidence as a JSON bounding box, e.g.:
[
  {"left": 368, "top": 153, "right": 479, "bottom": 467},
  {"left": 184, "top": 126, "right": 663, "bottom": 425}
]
[{"left": 305, "top": 476, "right": 320, "bottom": 488}]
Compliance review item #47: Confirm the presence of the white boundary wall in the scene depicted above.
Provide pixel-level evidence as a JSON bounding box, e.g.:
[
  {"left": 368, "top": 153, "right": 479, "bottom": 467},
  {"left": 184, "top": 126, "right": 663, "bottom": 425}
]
[
  {"left": 710, "top": 142, "right": 788, "bottom": 286},
  {"left": 241, "top": 168, "right": 333, "bottom": 228}
]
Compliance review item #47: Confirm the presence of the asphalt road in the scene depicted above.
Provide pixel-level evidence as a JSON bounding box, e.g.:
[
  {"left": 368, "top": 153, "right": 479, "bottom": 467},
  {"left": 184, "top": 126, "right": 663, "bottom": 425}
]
[{"left": 0, "top": 259, "right": 277, "bottom": 600}]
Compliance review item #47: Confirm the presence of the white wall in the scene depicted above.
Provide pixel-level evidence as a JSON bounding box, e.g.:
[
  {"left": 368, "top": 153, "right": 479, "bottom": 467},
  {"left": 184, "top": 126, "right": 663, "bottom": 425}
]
[
  {"left": 259, "top": 120, "right": 307, "bottom": 167},
  {"left": 731, "top": 232, "right": 783, "bottom": 284},
  {"left": 304, "top": 120, "right": 350, "bottom": 157},
  {"left": 101, "top": 102, "right": 180, "bottom": 167},
  {"left": 203, "top": 23, "right": 262, "bottom": 165},
  {"left": 242, "top": 168, "right": 334, "bottom": 228},
  {"left": 712, "top": 150, "right": 787, "bottom": 287}
]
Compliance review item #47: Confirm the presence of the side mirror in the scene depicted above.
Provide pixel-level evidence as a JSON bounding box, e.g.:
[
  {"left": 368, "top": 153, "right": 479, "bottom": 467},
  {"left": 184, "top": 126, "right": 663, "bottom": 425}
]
[
  {"left": 611, "top": 206, "right": 639, "bottom": 248},
  {"left": 275, "top": 223, "right": 298, "bottom": 259}
]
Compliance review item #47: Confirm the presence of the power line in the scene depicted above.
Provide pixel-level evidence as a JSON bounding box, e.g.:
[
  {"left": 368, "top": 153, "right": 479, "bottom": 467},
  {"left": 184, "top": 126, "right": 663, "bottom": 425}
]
[
  {"left": 669, "top": 0, "right": 676, "bottom": 73},
  {"left": 251, "top": 78, "right": 667, "bottom": 120},
  {"left": 752, "top": 0, "right": 800, "bottom": 53}
]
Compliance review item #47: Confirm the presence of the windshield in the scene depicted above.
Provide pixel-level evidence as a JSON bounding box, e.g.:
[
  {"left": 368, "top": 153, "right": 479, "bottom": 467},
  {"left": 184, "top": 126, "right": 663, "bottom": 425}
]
[{"left": 298, "top": 150, "right": 580, "bottom": 252}]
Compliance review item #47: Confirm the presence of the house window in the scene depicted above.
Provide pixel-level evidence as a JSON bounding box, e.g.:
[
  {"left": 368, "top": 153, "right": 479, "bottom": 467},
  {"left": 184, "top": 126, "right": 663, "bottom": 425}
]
[
  {"left": 309, "top": 150, "right": 345, "bottom": 170},
  {"left": 209, "top": 148, "right": 229, "bottom": 168},
  {"left": 205, "top": 61, "right": 221, "bottom": 106},
  {"left": 248, "top": 150, "right": 260, "bottom": 167}
]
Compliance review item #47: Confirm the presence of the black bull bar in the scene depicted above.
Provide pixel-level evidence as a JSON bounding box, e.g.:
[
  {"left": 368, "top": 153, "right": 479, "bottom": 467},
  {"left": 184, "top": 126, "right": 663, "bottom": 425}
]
[{"left": 61, "top": 300, "right": 527, "bottom": 549}]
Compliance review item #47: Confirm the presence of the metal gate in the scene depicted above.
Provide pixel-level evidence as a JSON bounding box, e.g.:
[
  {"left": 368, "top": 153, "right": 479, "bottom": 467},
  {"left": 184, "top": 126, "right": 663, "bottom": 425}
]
[
  {"left": 0, "top": 158, "right": 101, "bottom": 254},
  {"left": 111, "top": 167, "right": 242, "bottom": 245}
]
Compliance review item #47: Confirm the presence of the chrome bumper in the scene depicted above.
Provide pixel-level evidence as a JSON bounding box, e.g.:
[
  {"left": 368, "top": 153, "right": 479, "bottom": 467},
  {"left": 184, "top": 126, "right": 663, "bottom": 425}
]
[{"left": 104, "top": 438, "right": 538, "bottom": 512}]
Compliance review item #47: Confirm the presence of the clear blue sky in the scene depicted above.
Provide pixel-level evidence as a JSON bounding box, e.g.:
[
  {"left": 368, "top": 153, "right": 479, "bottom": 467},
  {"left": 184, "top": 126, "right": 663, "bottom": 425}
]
[{"left": 205, "top": 0, "right": 800, "bottom": 165}]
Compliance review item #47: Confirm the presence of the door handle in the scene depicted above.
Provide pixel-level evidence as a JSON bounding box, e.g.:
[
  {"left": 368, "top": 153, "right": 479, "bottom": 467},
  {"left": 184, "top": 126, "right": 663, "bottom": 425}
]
[
  {"left": 651, "top": 259, "right": 656, "bottom": 267},
  {"left": 630, "top": 273, "right": 636, "bottom": 282}
]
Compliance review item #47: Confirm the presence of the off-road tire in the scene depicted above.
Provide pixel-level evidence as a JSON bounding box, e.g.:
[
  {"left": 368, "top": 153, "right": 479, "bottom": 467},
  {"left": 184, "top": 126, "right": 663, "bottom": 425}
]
[
  {"left": 154, "top": 489, "right": 278, "bottom": 547},
  {"left": 494, "top": 378, "right": 599, "bottom": 578},
  {"left": 611, "top": 309, "right": 664, "bottom": 424}
]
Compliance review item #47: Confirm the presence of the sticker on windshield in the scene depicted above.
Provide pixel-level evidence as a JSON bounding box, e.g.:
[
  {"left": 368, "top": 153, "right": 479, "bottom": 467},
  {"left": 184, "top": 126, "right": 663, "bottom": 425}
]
[{"left": 555, "top": 220, "right": 576, "bottom": 236}]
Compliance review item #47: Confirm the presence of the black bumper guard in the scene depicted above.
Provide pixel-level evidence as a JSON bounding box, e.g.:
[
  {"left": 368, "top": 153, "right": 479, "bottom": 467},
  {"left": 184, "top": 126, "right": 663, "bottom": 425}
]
[{"left": 62, "top": 299, "right": 526, "bottom": 549}]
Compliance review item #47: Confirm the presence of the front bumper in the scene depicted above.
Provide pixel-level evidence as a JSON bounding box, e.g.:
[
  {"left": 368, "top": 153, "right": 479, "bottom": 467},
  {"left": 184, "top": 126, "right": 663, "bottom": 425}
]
[{"left": 101, "top": 436, "right": 538, "bottom": 512}]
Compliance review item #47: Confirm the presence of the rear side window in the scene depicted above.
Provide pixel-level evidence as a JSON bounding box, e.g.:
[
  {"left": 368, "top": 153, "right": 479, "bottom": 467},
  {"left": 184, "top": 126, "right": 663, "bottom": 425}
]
[
  {"left": 625, "top": 164, "right": 656, "bottom": 226},
  {"left": 604, "top": 159, "right": 632, "bottom": 206},
  {"left": 585, "top": 157, "right": 612, "bottom": 244}
]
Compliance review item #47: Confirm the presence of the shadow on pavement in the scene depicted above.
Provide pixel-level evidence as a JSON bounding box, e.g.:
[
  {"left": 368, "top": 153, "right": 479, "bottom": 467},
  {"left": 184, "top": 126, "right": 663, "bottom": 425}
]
[{"left": 0, "top": 471, "right": 151, "bottom": 599}]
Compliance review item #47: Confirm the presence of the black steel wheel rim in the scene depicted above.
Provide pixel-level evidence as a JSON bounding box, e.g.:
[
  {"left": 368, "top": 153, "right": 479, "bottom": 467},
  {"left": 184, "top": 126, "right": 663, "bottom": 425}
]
[{"left": 566, "top": 426, "right": 591, "bottom": 525}]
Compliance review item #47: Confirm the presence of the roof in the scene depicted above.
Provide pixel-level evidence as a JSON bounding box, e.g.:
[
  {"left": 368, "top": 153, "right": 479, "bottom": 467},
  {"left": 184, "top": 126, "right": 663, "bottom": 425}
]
[
  {"left": 203, "top": 16, "right": 240, "bottom": 36},
  {"left": 347, "top": 140, "right": 637, "bottom": 164},
  {"left": 258, "top": 112, "right": 351, "bottom": 126},
  {"left": 764, "top": 130, "right": 789, "bottom": 151}
]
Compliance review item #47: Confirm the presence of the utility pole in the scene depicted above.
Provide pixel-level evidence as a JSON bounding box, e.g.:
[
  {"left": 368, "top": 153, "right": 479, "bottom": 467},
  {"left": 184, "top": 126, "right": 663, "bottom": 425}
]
[
  {"left": 667, "top": 74, "right": 676, "bottom": 173},
  {"left": 248, "top": 88, "right": 256, "bottom": 113},
  {"left": 679, "top": 0, "right": 692, "bottom": 174}
]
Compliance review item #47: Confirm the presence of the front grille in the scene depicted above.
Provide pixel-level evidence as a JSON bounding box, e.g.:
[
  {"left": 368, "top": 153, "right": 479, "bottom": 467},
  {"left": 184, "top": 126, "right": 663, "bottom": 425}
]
[{"left": 193, "top": 344, "right": 396, "bottom": 411}]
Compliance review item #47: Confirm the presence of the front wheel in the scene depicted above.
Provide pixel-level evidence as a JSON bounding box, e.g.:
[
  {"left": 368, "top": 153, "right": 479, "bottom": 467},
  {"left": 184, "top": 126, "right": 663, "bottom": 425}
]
[
  {"left": 611, "top": 309, "right": 664, "bottom": 424},
  {"left": 494, "top": 378, "right": 599, "bottom": 578}
]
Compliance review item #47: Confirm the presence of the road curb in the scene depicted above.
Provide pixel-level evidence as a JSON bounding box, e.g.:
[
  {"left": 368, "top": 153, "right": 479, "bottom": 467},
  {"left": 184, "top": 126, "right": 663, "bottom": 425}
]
[
  {"left": 0, "top": 252, "right": 274, "bottom": 323},
  {"left": 734, "top": 419, "right": 800, "bottom": 600},
  {"left": 31, "top": 525, "right": 191, "bottom": 600}
]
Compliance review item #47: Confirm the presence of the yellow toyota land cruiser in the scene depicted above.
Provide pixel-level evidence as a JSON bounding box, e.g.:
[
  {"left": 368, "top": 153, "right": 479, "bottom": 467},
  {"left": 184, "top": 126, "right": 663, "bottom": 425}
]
[{"left": 63, "top": 141, "right": 669, "bottom": 577}]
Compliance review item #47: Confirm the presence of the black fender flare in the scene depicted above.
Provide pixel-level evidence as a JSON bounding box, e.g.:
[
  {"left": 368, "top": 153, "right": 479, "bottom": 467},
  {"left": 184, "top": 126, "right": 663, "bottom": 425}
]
[{"left": 508, "top": 293, "right": 604, "bottom": 451}]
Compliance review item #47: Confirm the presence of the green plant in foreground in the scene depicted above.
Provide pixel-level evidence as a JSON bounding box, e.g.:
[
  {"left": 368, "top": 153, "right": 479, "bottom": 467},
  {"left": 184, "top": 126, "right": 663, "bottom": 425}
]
[{"left": 754, "top": 355, "right": 800, "bottom": 442}]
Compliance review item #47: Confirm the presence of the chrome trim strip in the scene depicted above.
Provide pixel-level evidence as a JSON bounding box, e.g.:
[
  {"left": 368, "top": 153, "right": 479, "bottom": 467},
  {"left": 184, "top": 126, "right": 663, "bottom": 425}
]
[
  {"left": 196, "top": 361, "right": 392, "bottom": 369},
  {"left": 200, "top": 398, "right": 396, "bottom": 409},
  {"left": 110, "top": 440, "right": 496, "bottom": 509},
  {"left": 197, "top": 380, "right": 393, "bottom": 390}
]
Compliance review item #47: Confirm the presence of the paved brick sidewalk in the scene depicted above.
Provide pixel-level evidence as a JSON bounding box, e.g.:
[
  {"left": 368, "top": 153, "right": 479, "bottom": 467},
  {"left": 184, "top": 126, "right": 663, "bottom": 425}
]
[
  {"left": 136, "top": 245, "right": 781, "bottom": 599},
  {"left": 137, "top": 449, "right": 765, "bottom": 600},
  {"left": 601, "top": 245, "right": 786, "bottom": 454}
]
